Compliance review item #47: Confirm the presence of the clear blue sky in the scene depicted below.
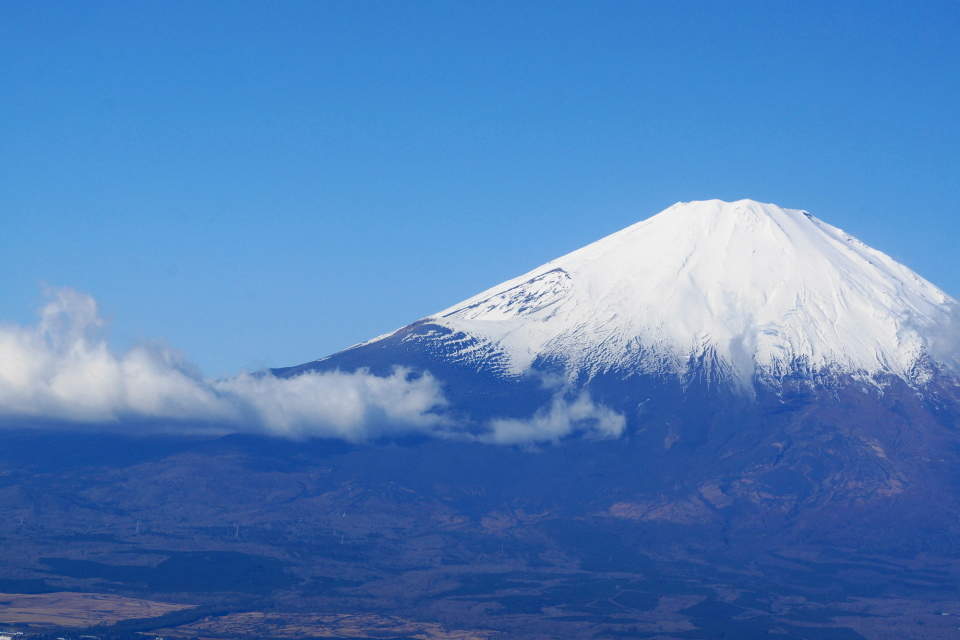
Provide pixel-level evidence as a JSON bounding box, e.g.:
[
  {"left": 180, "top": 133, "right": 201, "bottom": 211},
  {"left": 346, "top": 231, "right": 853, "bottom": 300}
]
[{"left": 2, "top": 1, "right": 958, "bottom": 376}]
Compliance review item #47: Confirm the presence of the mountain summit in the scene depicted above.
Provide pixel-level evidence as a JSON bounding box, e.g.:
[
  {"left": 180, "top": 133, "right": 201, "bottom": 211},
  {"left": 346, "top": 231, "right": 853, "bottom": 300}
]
[{"left": 290, "top": 199, "right": 957, "bottom": 400}]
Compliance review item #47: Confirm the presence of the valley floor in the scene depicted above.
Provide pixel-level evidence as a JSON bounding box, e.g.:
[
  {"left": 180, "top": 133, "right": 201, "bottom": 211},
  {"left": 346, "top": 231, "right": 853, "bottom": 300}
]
[{"left": 1, "top": 430, "right": 958, "bottom": 639}]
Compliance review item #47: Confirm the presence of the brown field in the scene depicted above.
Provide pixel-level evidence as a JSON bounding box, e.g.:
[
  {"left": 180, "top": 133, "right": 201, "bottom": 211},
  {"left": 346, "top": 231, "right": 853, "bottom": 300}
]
[
  {"left": 0, "top": 592, "right": 191, "bottom": 628},
  {"left": 150, "top": 611, "right": 496, "bottom": 640}
]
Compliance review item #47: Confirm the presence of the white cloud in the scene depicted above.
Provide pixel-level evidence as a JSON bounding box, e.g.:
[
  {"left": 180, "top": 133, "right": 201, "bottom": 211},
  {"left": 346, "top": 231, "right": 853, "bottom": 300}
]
[
  {"left": 0, "top": 287, "right": 625, "bottom": 444},
  {"left": 215, "top": 368, "right": 448, "bottom": 440},
  {"left": 0, "top": 288, "right": 448, "bottom": 438},
  {"left": 485, "top": 391, "right": 626, "bottom": 444},
  {"left": 0, "top": 288, "right": 227, "bottom": 424},
  {"left": 924, "top": 300, "right": 960, "bottom": 375}
]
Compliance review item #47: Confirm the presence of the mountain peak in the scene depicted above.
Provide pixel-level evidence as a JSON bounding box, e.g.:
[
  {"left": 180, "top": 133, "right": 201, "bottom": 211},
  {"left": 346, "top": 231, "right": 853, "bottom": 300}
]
[
  {"left": 616, "top": 198, "right": 817, "bottom": 250},
  {"left": 666, "top": 197, "right": 795, "bottom": 214}
]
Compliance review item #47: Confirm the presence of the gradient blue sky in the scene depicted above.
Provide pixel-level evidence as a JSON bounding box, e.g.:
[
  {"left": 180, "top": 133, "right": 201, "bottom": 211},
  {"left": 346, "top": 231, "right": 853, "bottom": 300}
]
[{"left": 3, "top": 1, "right": 959, "bottom": 376}]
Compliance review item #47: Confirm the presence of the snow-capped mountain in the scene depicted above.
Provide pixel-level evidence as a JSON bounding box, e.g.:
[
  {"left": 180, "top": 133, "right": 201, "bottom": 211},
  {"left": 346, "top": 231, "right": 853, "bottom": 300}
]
[{"left": 303, "top": 199, "right": 957, "bottom": 393}]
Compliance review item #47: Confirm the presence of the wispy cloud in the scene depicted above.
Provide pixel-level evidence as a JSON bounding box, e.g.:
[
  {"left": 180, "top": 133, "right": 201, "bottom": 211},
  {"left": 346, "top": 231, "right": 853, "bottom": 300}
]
[
  {"left": 486, "top": 391, "right": 626, "bottom": 444},
  {"left": 0, "top": 288, "right": 625, "bottom": 444},
  {"left": 924, "top": 300, "right": 960, "bottom": 374}
]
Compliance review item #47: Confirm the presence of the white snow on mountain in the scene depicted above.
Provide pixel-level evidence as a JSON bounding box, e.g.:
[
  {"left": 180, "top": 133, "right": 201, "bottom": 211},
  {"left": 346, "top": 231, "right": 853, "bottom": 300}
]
[{"left": 375, "top": 200, "right": 958, "bottom": 388}]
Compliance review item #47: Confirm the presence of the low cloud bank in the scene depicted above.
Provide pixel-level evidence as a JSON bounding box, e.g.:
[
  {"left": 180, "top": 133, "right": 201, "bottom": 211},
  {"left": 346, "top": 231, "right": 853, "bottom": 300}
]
[
  {"left": 0, "top": 288, "right": 624, "bottom": 443},
  {"left": 0, "top": 288, "right": 448, "bottom": 439},
  {"left": 215, "top": 369, "right": 448, "bottom": 440}
]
